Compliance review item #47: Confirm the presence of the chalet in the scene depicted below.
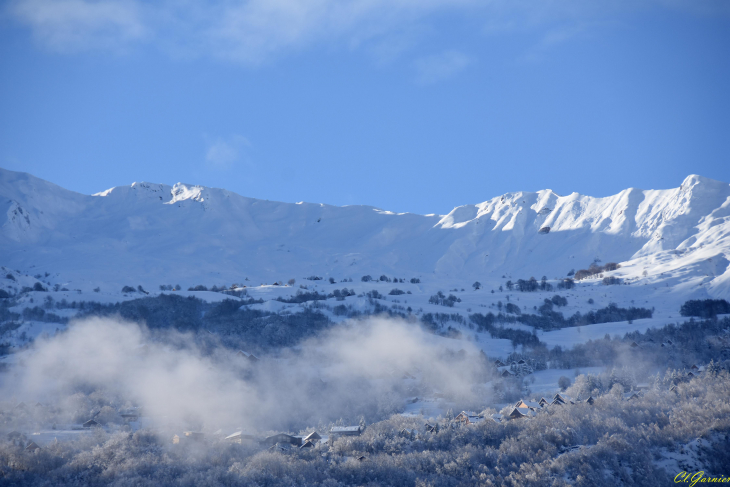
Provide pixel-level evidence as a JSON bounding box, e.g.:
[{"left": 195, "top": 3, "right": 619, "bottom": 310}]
[
  {"left": 424, "top": 423, "right": 438, "bottom": 433},
  {"left": 494, "top": 360, "right": 506, "bottom": 367},
  {"left": 25, "top": 441, "right": 41, "bottom": 452},
  {"left": 687, "top": 372, "right": 695, "bottom": 378},
  {"left": 303, "top": 431, "right": 322, "bottom": 443},
  {"left": 500, "top": 369, "right": 514, "bottom": 378},
  {"left": 83, "top": 419, "right": 100, "bottom": 428},
  {"left": 454, "top": 411, "right": 484, "bottom": 425},
  {"left": 263, "top": 434, "right": 302, "bottom": 446},
  {"left": 623, "top": 392, "right": 639, "bottom": 401},
  {"left": 553, "top": 393, "right": 572, "bottom": 405},
  {"left": 691, "top": 365, "right": 699, "bottom": 370},
  {"left": 538, "top": 397, "right": 550, "bottom": 408},
  {"left": 517, "top": 359, "right": 527, "bottom": 365},
  {"left": 585, "top": 396, "right": 595, "bottom": 405},
  {"left": 400, "top": 428, "right": 416, "bottom": 439},
  {"left": 491, "top": 413, "right": 503, "bottom": 423},
  {"left": 515, "top": 400, "right": 541, "bottom": 411},
  {"left": 225, "top": 431, "right": 258, "bottom": 444},
  {"left": 300, "top": 440, "right": 315, "bottom": 449},
  {"left": 330, "top": 426, "right": 362, "bottom": 437},
  {"left": 508, "top": 407, "right": 533, "bottom": 419}
]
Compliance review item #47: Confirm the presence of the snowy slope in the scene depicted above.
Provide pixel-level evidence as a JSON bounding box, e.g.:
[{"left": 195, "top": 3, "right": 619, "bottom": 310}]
[{"left": 1, "top": 167, "right": 728, "bottom": 298}]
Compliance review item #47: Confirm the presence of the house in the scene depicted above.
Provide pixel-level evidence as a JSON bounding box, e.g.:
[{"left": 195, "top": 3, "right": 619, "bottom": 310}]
[
  {"left": 424, "top": 423, "right": 438, "bottom": 433},
  {"left": 538, "top": 397, "right": 550, "bottom": 408},
  {"left": 83, "top": 419, "right": 100, "bottom": 428},
  {"left": 553, "top": 393, "right": 572, "bottom": 405},
  {"left": 501, "top": 369, "right": 514, "bottom": 378},
  {"left": 225, "top": 431, "right": 258, "bottom": 444},
  {"left": 491, "top": 413, "right": 503, "bottom": 423},
  {"left": 517, "top": 359, "right": 527, "bottom": 365},
  {"left": 400, "top": 428, "right": 416, "bottom": 438},
  {"left": 303, "top": 431, "right": 322, "bottom": 443},
  {"left": 508, "top": 407, "right": 533, "bottom": 419},
  {"left": 494, "top": 359, "right": 506, "bottom": 367},
  {"left": 330, "top": 426, "right": 362, "bottom": 437},
  {"left": 25, "top": 441, "right": 41, "bottom": 452},
  {"left": 623, "top": 392, "right": 639, "bottom": 401},
  {"left": 300, "top": 440, "right": 315, "bottom": 449},
  {"left": 585, "top": 396, "right": 595, "bottom": 405},
  {"left": 515, "top": 400, "right": 541, "bottom": 411},
  {"left": 263, "top": 434, "right": 302, "bottom": 446},
  {"left": 454, "top": 411, "right": 484, "bottom": 425}
]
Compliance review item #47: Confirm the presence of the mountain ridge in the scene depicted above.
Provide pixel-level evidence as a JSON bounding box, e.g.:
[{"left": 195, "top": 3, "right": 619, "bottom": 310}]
[{"left": 1, "top": 167, "right": 728, "bottom": 297}]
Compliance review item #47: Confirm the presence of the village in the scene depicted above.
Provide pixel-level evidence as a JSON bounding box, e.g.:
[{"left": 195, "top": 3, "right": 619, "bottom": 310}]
[{"left": 4, "top": 357, "right": 709, "bottom": 458}]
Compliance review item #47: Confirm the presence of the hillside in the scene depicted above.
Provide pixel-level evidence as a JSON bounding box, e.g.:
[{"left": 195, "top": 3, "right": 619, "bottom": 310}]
[{"left": 1, "top": 168, "right": 729, "bottom": 298}]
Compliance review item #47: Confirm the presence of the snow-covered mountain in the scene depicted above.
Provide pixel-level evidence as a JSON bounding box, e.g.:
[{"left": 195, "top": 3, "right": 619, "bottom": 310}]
[{"left": 1, "top": 167, "right": 729, "bottom": 297}]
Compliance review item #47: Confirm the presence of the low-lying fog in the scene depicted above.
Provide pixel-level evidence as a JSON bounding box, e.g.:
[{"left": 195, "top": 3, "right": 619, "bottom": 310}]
[{"left": 1, "top": 316, "right": 492, "bottom": 434}]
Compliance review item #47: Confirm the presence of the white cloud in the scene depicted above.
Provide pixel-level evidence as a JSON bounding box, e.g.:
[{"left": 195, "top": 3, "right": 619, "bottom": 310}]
[
  {"left": 205, "top": 134, "right": 251, "bottom": 169},
  {"left": 413, "top": 50, "right": 472, "bottom": 84},
  {"left": 6, "top": 0, "right": 727, "bottom": 61},
  {"left": 9, "top": 0, "right": 146, "bottom": 52}
]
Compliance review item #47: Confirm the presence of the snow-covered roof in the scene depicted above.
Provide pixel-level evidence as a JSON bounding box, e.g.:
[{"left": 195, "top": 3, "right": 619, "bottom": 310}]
[{"left": 330, "top": 426, "right": 361, "bottom": 433}]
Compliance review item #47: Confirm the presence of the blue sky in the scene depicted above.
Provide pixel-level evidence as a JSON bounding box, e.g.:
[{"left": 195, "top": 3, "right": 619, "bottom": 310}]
[{"left": 1, "top": 0, "right": 729, "bottom": 214}]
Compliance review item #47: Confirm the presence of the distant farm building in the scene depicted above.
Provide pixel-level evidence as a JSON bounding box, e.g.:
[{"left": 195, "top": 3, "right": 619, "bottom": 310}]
[
  {"left": 263, "top": 434, "right": 302, "bottom": 446},
  {"left": 454, "top": 411, "right": 483, "bottom": 425},
  {"left": 225, "top": 431, "right": 258, "bottom": 444},
  {"left": 330, "top": 426, "right": 362, "bottom": 437},
  {"left": 25, "top": 441, "right": 41, "bottom": 452},
  {"left": 303, "top": 431, "right": 321, "bottom": 443}
]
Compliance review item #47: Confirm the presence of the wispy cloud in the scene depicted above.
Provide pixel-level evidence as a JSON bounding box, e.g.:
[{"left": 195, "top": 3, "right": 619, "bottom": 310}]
[
  {"left": 9, "top": 0, "right": 146, "bottom": 52},
  {"left": 205, "top": 134, "right": 251, "bottom": 169},
  {"left": 6, "top": 0, "right": 727, "bottom": 62},
  {"left": 413, "top": 50, "right": 472, "bottom": 84},
  {"left": 521, "top": 23, "right": 588, "bottom": 63}
]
